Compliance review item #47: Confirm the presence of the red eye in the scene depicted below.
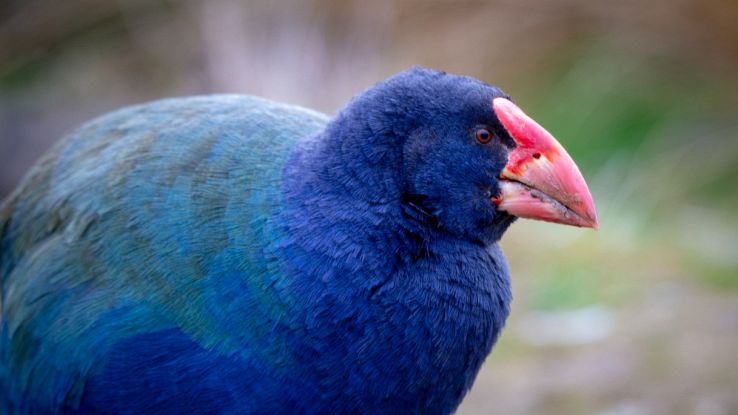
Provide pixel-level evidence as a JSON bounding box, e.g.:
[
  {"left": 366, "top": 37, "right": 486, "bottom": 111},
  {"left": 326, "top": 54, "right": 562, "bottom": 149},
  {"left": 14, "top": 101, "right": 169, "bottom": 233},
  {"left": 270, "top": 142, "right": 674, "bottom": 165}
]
[{"left": 475, "top": 128, "right": 493, "bottom": 144}]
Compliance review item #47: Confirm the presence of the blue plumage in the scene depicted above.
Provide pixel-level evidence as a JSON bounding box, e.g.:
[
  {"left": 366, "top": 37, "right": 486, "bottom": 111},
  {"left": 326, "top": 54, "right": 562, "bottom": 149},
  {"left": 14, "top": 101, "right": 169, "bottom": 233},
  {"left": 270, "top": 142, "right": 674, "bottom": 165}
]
[{"left": 1, "top": 68, "right": 519, "bottom": 414}]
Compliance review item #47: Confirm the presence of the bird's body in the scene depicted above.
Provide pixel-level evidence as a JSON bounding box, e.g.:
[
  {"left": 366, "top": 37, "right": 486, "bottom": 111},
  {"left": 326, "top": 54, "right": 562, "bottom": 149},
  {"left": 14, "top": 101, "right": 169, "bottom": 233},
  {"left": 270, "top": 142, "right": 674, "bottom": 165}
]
[{"left": 0, "top": 68, "right": 596, "bottom": 414}]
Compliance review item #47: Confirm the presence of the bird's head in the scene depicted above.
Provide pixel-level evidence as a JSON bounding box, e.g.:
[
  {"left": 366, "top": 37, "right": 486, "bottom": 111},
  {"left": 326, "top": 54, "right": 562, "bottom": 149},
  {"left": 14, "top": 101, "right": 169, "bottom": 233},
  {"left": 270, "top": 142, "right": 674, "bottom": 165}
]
[{"left": 321, "top": 67, "right": 598, "bottom": 244}]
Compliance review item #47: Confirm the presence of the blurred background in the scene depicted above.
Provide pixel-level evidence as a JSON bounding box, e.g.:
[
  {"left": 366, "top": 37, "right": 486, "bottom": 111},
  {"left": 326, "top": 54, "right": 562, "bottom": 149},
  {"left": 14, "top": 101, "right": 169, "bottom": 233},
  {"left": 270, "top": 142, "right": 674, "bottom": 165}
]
[{"left": 1, "top": 0, "right": 737, "bottom": 414}]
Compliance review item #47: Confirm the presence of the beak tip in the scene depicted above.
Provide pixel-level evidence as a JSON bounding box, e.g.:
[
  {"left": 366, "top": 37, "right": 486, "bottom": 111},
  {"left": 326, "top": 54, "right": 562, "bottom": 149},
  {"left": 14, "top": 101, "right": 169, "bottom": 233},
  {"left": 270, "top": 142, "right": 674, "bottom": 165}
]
[
  {"left": 572, "top": 208, "right": 599, "bottom": 230},
  {"left": 580, "top": 200, "right": 599, "bottom": 230},
  {"left": 588, "top": 217, "right": 600, "bottom": 230}
]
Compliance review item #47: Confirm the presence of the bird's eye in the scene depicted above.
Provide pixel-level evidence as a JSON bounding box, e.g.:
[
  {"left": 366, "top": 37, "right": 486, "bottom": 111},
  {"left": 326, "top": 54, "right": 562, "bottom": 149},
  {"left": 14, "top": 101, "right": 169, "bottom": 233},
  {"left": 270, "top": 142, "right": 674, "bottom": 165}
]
[{"left": 475, "top": 128, "right": 493, "bottom": 144}]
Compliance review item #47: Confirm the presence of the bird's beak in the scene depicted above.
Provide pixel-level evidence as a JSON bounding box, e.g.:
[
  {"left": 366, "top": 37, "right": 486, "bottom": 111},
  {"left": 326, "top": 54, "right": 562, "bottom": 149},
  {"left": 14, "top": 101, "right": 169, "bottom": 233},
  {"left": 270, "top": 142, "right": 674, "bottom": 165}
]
[{"left": 492, "top": 98, "right": 598, "bottom": 229}]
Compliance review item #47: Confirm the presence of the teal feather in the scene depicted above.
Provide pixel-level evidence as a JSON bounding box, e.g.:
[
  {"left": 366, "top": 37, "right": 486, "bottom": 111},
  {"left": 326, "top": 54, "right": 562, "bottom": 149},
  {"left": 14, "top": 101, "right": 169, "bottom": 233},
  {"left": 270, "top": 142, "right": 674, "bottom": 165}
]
[{"left": 1, "top": 95, "right": 329, "bottom": 412}]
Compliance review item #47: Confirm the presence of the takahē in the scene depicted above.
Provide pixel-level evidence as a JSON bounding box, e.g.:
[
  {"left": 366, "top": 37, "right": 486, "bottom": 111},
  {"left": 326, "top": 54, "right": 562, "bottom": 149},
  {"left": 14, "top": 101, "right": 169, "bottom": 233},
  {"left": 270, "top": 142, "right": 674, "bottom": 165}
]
[{"left": 0, "top": 67, "right": 597, "bottom": 414}]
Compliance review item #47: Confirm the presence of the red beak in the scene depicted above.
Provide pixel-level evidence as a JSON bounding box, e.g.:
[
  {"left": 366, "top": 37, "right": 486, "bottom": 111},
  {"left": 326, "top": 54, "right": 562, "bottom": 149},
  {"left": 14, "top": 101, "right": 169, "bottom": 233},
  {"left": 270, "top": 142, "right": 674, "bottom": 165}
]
[{"left": 492, "top": 98, "right": 599, "bottom": 229}]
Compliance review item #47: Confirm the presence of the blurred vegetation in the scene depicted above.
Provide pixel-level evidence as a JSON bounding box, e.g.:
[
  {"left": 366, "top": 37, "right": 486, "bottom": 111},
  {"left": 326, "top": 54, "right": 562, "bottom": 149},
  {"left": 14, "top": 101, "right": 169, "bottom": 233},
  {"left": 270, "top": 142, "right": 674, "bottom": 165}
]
[{"left": 1, "top": 1, "right": 737, "bottom": 414}]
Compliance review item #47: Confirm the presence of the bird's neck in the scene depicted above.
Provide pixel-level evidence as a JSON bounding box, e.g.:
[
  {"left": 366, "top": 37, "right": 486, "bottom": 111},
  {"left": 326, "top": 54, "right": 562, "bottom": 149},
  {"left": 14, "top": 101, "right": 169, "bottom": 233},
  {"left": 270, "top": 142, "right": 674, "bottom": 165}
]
[
  {"left": 270, "top": 128, "right": 512, "bottom": 412},
  {"left": 279, "top": 124, "right": 433, "bottom": 272}
]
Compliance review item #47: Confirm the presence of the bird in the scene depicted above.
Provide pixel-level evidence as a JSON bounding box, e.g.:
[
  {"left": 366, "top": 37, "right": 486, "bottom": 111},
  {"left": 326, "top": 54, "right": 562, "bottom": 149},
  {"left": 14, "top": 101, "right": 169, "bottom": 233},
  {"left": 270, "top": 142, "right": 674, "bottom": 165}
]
[{"left": 0, "top": 67, "right": 597, "bottom": 414}]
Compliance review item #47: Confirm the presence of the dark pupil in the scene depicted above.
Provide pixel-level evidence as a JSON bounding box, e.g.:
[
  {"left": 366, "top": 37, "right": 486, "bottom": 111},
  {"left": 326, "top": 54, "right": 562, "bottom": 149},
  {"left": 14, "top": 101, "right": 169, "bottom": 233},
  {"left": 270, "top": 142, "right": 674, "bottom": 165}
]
[{"left": 478, "top": 130, "right": 489, "bottom": 140}]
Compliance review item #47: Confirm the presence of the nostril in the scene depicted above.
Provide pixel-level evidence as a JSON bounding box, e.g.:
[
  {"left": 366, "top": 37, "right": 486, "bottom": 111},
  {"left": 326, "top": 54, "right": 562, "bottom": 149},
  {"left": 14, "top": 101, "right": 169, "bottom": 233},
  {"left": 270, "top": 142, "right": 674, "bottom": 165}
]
[{"left": 532, "top": 152, "right": 541, "bottom": 159}]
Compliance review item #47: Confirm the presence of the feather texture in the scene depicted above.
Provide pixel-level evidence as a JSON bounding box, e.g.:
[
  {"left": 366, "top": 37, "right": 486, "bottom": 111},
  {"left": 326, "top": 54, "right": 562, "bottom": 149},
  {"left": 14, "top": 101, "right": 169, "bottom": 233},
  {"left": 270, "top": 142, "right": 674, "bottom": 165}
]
[{"left": 1, "top": 68, "right": 514, "bottom": 414}]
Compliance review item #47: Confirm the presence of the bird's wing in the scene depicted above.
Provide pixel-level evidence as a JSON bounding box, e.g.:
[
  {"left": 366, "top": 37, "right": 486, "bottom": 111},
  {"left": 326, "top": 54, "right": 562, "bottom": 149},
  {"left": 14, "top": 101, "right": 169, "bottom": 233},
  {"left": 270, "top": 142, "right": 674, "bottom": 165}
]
[{"left": 0, "top": 95, "right": 328, "bottom": 412}]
